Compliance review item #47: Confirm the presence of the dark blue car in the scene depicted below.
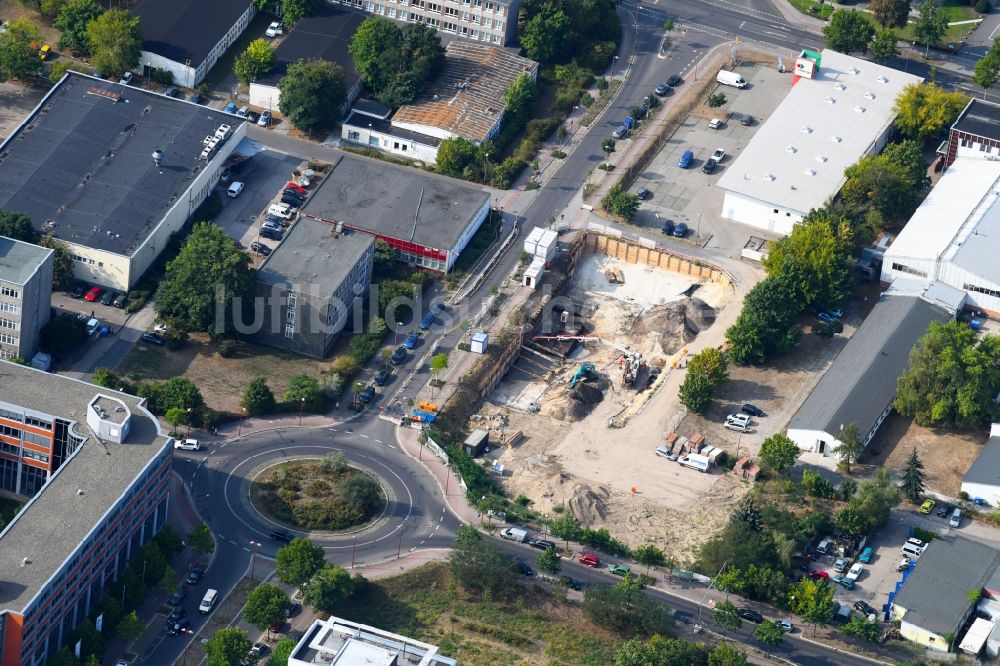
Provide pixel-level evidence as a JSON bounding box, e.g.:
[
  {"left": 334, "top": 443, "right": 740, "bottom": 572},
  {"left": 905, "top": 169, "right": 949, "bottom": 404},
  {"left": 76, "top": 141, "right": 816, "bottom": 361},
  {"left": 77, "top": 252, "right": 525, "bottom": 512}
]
[
  {"left": 419, "top": 311, "right": 436, "bottom": 330},
  {"left": 673, "top": 222, "right": 689, "bottom": 238},
  {"left": 403, "top": 332, "right": 419, "bottom": 349}
]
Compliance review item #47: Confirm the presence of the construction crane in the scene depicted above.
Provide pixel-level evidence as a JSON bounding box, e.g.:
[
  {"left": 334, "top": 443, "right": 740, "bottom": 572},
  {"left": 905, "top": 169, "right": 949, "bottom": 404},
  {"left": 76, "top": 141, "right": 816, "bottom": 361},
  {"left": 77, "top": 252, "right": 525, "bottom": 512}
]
[{"left": 533, "top": 335, "right": 644, "bottom": 388}]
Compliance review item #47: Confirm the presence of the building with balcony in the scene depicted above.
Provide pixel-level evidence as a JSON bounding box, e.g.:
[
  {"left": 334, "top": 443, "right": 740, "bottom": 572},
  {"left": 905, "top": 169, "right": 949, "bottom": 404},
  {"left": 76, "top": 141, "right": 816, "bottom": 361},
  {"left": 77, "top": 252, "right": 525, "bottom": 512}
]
[
  {"left": 0, "top": 362, "right": 173, "bottom": 666},
  {"left": 0, "top": 237, "right": 52, "bottom": 362}
]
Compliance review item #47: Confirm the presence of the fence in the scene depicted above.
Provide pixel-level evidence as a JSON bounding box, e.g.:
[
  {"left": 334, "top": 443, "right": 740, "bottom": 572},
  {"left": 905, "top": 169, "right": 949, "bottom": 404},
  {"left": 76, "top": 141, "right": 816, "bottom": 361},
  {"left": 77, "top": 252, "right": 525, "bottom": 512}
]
[{"left": 584, "top": 227, "right": 734, "bottom": 287}]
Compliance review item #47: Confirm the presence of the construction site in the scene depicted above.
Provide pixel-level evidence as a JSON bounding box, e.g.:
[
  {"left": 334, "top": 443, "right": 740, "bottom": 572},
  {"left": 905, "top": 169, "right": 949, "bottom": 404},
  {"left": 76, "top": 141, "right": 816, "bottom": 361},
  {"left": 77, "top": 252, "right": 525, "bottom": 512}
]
[{"left": 464, "top": 230, "right": 753, "bottom": 561}]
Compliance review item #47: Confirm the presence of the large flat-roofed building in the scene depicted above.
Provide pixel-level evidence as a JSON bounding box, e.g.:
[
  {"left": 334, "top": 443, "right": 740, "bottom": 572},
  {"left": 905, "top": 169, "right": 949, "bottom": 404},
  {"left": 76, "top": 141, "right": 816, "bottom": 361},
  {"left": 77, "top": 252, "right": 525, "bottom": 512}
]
[
  {"left": 330, "top": 0, "right": 518, "bottom": 45},
  {"left": 252, "top": 218, "right": 374, "bottom": 358},
  {"left": 961, "top": 424, "right": 1000, "bottom": 505},
  {"left": 343, "top": 42, "right": 538, "bottom": 164},
  {"left": 945, "top": 98, "right": 1000, "bottom": 168},
  {"left": 787, "top": 281, "right": 959, "bottom": 455},
  {"left": 0, "top": 71, "right": 247, "bottom": 291},
  {"left": 0, "top": 362, "right": 173, "bottom": 666},
  {"left": 892, "top": 537, "right": 1000, "bottom": 651},
  {"left": 717, "top": 50, "right": 922, "bottom": 235},
  {"left": 881, "top": 158, "right": 1000, "bottom": 316},
  {"left": 134, "top": 0, "right": 256, "bottom": 88},
  {"left": 0, "top": 237, "right": 52, "bottom": 362},
  {"left": 290, "top": 616, "right": 456, "bottom": 666},
  {"left": 248, "top": 5, "right": 364, "bottom": 114},
  {"left": 301, "top": 155, "right": 491, "bottom": 273}
]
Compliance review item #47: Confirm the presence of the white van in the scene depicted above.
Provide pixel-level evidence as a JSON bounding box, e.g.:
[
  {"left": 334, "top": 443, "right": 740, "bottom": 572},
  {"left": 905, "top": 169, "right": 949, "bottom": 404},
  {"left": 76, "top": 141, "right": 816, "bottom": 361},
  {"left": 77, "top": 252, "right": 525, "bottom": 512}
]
[
  {"left": 717, "top": 70, "right": 748, "bottom": 88},
  {"left": 950, "top": 508, "right": 962, "bottom": 528},
  {"left": 726, "top": 413, "right": 750, "bottom": 427},
  {"left": 199, "top": 589, "right": 218, "bottom": 614},
  {"left": 901, "top": 543, "right": 924, "bottom": 559},
  {"left": 678, "top": 454, "right": 709, "bottom": 472},
  {"left": 500, "top": 527, "right": 529, "bottom": 542}
]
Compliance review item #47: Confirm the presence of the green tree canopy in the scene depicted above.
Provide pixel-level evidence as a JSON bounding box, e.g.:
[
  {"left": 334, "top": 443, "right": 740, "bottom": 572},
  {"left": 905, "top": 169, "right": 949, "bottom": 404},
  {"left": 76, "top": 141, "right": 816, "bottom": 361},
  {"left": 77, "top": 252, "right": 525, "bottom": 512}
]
[
  {"left": 600, "top": 184, "right": 640, "bottom": 220},
  {"left": 835, "top": 422, "right": 865, "bottom": 473},
  {"left": 901, "top": 447, "right": 926, "bottom": 503},
  {"left": 0, "top": 18, "right": 44, "bottom": 81},
  {"left": 242, "top": 376, "right": 276, "bottom": 416},
  {"left": 435, "top": 137, "right": 479, "bottom": 179},
  {"left": 303, "top": 564, "right": 359, "bottom": 615},
  {"left": 521, "top": 3, "right": 571, "bottom": 62},
  {"left": 679, "top": 366, "right": 714, "bottom": 413},
  {"left": 583, "top": 582, "right": 674, "bottom": 635},
  {"left": 450, "top": 524, "right": 517, "bottom": 595},
  {"left": 841, "top": 147, "right": 925, "bottom": 225},
  {"left": 725, "top": 272, "right": 803, "bottom": 365},
  {"left": 189, "top": 521, "right": 214, "bottom": 555},
  {"left": 154, "top": 222, "right": 254, "bottom": 334},
  {"left": 974, "top": 41, "right": 1000, "bottom": 90},
  {"left": 116, "top": 610, "right": 145, "bottom": 642},
  {"left": 205, "top": 627, "right": 252, "bottom": 666},
  {"left": 504, "top": 72, "right": 538, "bottom": 126},
  {"left": 711, "top": 600, "right": 742, "bottom": 632},
  {"left": 283, "top": 373, "right": 322, "bottom": 410},
  {"left": 267, "top": 638, "right": 298, "bottom": 666},
  {"left": 758, "top": 434, "right": 799, "bottom": 474},
  {"left": 244, "top": 583, "right": 289, "bottom": 633},
  {"left": 753, "top": 620, "right": 785, "bottom": 646},
  {"left": 869, "top": 27, "right": 898, "bottom": 62},
  {"left": 913, "top": 0, "right": 948, "bottom": 47},
  {"left": 55, "top": 0, "right": 102, "bottom": 53},
  {"left": 823, "top": 10, "right": 875, "bottom": 54},
  {"left": 893, "top": 83, "right": 969, "bottom": 141},
  {"left": 787, "top": 578, "right": 834, "bottom": 630},
  {"left": 729, "top": 494, "right": 763, "bottom": 533},
  {"left": 282, "top": 0, "right": 324, "bottom": 26},
  {"left": 536, "top": 546, "right": 562, "bottom": 574},
  {"left": 278, "top": 59, "right": 347, "bottom": 134},
  {"left": 869, "top": 0, "right": 910, "bottom": 27},
  {"left": 234, "top": 38, "right": 275, "bottom": 85},
  {"left": 0, "top": 211, "right": 38, "bottom": 243},
  {"left": 348, "top": 18, "right": 444, "bottom": 107},
  {"left": 763, "top": 214, "right": 854, "bottom": 310},
  {"left": 86, "top": 9, "right": 142, "bottom": 78},
  {"left": 276, "top": 538, "right": 326, "bottom": 587},
  {"left": 697, "top": 521, "right": 778, "bottom": 573}
]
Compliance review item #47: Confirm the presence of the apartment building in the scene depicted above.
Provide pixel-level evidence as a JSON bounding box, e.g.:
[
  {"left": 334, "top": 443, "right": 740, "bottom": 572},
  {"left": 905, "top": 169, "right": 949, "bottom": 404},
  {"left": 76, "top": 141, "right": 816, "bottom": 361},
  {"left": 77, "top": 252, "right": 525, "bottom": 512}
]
[
  {"left": 0, "top": 237, "right": 52, "bottom": 363},
  {"left": 0, "top": 363, "right": 173, "bottom": 665},
  {"left": 331, "top": 0, "right": 519, "bottom": 45}
]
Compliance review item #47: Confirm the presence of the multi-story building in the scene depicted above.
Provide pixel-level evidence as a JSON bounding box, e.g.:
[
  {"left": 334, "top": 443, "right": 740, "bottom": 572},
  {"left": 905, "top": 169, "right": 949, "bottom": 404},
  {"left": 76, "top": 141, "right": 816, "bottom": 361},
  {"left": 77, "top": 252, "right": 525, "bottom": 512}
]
[
  {"left": 333, "top": 0, "right": 519, "bottom": 45},
  {"left": 252, "top": 218, "right": 375, "bottom": 358},
  {"left": 134, "top": 0, "right": 256, "bottom": 88},
  {"left": 0, "top": 71, "right": 247, "bottom": 292},
  {"left": 944, "top": 98, "right": 1000, "bottom": 169},
  {"left": 0, "top": 362, "right": 173, "bottom": 665},
  {"left": 0, "top": 237, "right": 52, "bottom": 362},
  {"left": 290, "top": 616, "right": 456, "bottom": 665}
]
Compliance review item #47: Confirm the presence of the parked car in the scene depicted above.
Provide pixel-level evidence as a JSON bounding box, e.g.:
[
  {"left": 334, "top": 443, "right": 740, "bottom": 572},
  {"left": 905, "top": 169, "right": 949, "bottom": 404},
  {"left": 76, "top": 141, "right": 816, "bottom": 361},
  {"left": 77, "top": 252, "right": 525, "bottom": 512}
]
[
  {"left": 419, "top": 311, "right": 436, "bottom": 330},
  {"left": 258, "top": 111, "right": 272, "bottom": 127},
  {"left": 737, "top": 608, "right": 764, "bottom": 624},
  {"left": 249, "top": 241, "right": 271, "bottom": 256},
  {"left": 740, "top": 114, "right": 753, "bottom": 126},
  {"left": 578, "top": 553, "right": 600, "bottom": 567},
  {"left": 141, "top": 332, "right": 165, "bottom": 346},
  {"left": 741, "top": 403, "right": 765, "bottom": 417},
  {"left": 807, "top": 569, "right": 829, "bottom": 580},
  {"left": 164, "top": 86, "right": 179, "bottom": 98},
  {"left": 778, "top": 620, "right": 794, "bottom": 632},
  {"left": 659, "top": 219, "right": 675, "bottom": 236},
  {"left": 190, "top": 91, "right": 205, "bottom": 105},
  {"left": 858, "top": 546, "right": 873, "bottom": 563},
  {"left": 514, "top": 559, "right": 534, "bottom": 576},
  {"left": 167, "top": 586, "right": 187, "bottom": 606},
  {"left": 937, "top": 503, "right": 951, "bottom": 518},
  {"left": 168, "top": 606, "right": 185, "bottom": 623},
  {"left": 832, "top": 558, "right": 848, "bottom": 573},
  {"left": 608, "top": 564, "right": 630, "bottom": 576},
  {"left": 224, "top": 102, "right": 238, "bottom": 114},
  {"left": 672, "top": 222, "right": 688, "bottom": 238},
  {"left": 174, "top": 439, "right": 201, "bottom": 451},
  {"left": 701, "top": 158, "right": 718, "bottom": 174},
  {"left": 832, "top": 575, "right": 855, "bottom": 590},
  {"left": 70, "top": 282, "right": 86, "bottom": 298},
  {"left": 186, "top": 567, "right": 204, "bottom": 585},
  {"left": 678, "top": 150, "right": 694, "bottom": 168},
  {"left": 403, "top": 331, "right": 419, "bottom": 349},
  {"left": 708, "top": 118, "right": 724, "bottom": 129},
  {"left": 389, "top": 346, "right": 407, "bottom": 365},
  {"left": 654, "top": 83, "right": 671, "bottom": 96},
  {"left": 529, "top": 538, "right": 556, "bottom": 550},
  {"left": 374, "top": 367, "right": 392, "bottom": 386},
  {"left": 711, "top": 147, "right": 726, "bottom": 162},
  {"left": 666, "top": 74, "right": 683, "bottom": 87},
  {"left": 167, "top": 618, "right": 191, "bottom": 636},
  {"left": 227, "top": 181, "right": 245, "bottom": 198},
  {"left": 101, "top": 290, "right": 115, "bottom": 306},
  {"left": 270, "top": 528, "right": 294, "bottom": 542},
  {"left": 846, "top": 563, "right": 863, "bottom": 581},
  {"left": 285, "top": 603, "right": 300, "bottom": 618},
  {"left": 919, "top": 499, "right": 935, "bottom": 514},
  {"left": 897, "top": 557, "right": 913, "bottom": 572},
  {"left": 817, "top": 312, "right": 838, "bottom": 324},
  {"left": 260, "top": 227, "right": 283, "bottom": 241},
  {"left": 358, "top": 385, "right": 376, "bottom": 404},
  {"left": 655, "top": 445, "right": 678, "bottom": 461},
  {"left": 83, "top": 286, "right": 103, "bottom": 302},
  {"left": 636, "top": 187, "right": 651, "bottom": 200},
  {"left": 612, "top": 125, "right": 628, "bottom": 139},
  {"left": 247, "top": 111, "right": 260, "bottom": 124},
  {"left": 236, "top": 106, "right": 249, "bottom": 118},
  {"left": 266, "top": 21, "right": 283, "bottom": 37},
  {"left": 854, "top": 600, "right": 877, "bottom": 617},
  {"left": 118, "top": 72, "right": 133, "bottom": 85},
  {"left": 724, "top": 421, "right": 751, "bottom": 433},
  {"left": 39, "top": 44, "right": 50, "bottom": 60},
  {"left": 113, "top": 293, "right": 127, "bottom": 309},
  {"left": 560, "top": 576, "right": 583, "bottom": 590}
]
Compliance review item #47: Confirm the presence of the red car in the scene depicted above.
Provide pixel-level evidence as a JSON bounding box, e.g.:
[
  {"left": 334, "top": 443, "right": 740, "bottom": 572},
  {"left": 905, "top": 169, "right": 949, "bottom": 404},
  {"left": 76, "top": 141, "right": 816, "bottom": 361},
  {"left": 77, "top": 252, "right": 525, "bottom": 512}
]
[
  {"left": 807, "top": 569, "right": 829, "bottom": 581},
  {"left": 284, "top": 182, "right": 305, "bottom": 194},
  {"left": 578, "top": 553, "right": 599, "bottom": 568},
  {"left": 83, "top": 286, "right": 103, "bottom": 302}
]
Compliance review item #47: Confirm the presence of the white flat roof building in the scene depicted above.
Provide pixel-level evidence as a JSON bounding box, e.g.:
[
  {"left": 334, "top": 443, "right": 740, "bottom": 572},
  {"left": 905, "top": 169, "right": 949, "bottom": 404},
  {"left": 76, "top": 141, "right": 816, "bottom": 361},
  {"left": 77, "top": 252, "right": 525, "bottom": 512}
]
[
  {"left": 882, "top": 158, "right": 1000, "bottom": 315},
  {"left": 289, "top": 616, "right": 457, "bottom": 666},
  {"left": 718, "top": 50, "right": 922, "bottom": 235}
]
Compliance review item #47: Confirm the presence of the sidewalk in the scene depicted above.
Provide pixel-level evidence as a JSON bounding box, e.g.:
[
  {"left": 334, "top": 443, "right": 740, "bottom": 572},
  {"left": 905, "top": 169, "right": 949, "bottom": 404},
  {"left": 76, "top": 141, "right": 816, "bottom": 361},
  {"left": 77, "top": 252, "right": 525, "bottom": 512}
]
[{"left": 395, "top": 425, "right": 480, "bottom": 526}]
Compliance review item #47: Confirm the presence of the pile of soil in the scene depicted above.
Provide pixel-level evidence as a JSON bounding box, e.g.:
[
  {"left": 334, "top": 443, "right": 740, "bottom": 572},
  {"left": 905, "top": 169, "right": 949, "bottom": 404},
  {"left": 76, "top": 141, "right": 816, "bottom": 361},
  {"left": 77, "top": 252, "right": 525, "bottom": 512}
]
[
  {"left": 633, "top": 298, "right": 716, "bottom": 355},
  {"left": 568, "top": 381, "right": 604, "bottom": 418}
]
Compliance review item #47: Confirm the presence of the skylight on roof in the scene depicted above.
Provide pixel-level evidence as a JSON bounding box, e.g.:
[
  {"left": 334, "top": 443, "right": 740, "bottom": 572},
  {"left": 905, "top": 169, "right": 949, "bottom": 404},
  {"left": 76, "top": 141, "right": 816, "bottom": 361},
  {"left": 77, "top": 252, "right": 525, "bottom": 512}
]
[
  {"left": 877, "top": 75, "right": 888, "bottom": 84},
  {"left": 834, "top": 83, "right": 846, "bottom": 91},
  {"left": 805, "top": 169, "right": 816, "bottom": 176},
  {"left": 801, "top": 126, "right": 813, "bottom": 134},
  {"left": 865, "top": 91, "right": 876, "bottom": 100},
  {"left": 855, "top": 105, "right": 866, "bottom": 113},
  {"left": 763, "top": 173, "right": 776, "bottom": 181},
  {"left": 825, "top": 96, "right": 836, "bottom": 104},
  {"left": 831, "top": 135, "right": 842, "bottom": 143},
  {"left": 786, "top": 145, "right": 797, "bottom": 153},
  {"left": 848, "top": 67, "right": 860, "bottom": 75},
  {"left": 816, "top": 155, "right": 828, "bottom": 163}
]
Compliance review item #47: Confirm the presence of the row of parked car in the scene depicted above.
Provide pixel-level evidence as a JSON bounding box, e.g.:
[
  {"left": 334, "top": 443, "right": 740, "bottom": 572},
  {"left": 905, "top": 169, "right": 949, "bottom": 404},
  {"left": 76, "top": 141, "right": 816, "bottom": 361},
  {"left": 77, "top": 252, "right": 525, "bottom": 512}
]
[{"left": 69, "top": 282, "right": 127, "bottom": 309}]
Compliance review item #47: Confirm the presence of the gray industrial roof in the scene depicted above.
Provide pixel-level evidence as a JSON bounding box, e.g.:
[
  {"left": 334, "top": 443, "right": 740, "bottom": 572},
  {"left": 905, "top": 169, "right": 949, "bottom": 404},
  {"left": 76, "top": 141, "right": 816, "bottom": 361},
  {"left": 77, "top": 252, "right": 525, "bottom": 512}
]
[
  {"left": 952, "top": 98, "right": 1000, "bottom": 139},
  {"left": 0, "top": 71, "right": 241, "bottom": 257},
  {"left": 0, "top": 362, "right": 170, "bottom": 613},
  {"left": 343, "top": 112, "right": 442, "bottom": 148},
  {"left": 964, "top": 436, "right": 1000, "bottom": 488},
  {"left": 136, "top": 0, "right": 251, "bottom": 67},
  {"left": 301, "top": 155, "right": 490, "bottom": 252},
  {"left": 788, "top": 293, "right": 951, "bottom": 438},
  {"left": 255, "top": 5, "right": 363, "bottom": 89},
  {"left": 894, "top": 537, "right": 1000, "bottom": 636},
  {"left": 257, "top": 217, "right": 373, "bottom": 295},
  {"left": 0, "top": 236, "right": 52, "bottom": 286},
  {"left": 952, "top": 193, "right": 1000, "bottom": 285}
]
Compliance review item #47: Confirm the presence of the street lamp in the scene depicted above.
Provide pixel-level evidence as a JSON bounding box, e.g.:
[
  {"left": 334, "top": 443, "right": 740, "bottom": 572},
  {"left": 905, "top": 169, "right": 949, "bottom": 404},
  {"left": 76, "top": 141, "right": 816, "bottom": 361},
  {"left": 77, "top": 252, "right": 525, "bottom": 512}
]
[
  {"left": 249, "top": 540, "right": 261, "bottom": 580},
  {"left": 298, "top": 397, "right": 306, "bottom": 426},
  {"left": 238, "top": 407, "right": 246, "bottom": 438},
  {"left": 394, "top": 321, "right": 403, "bottom": 347},
  {"left": 368, "top": 123, "right": 373, "bottom": 155},
  {"left": 483, "top": 153, "right": 490, "bottom": 184},
  {"left": 611, "top": 55, "right": 619, "bottom": 78},
  {"left": 186, "top": 407, "right": 192, "bottom": 436}
]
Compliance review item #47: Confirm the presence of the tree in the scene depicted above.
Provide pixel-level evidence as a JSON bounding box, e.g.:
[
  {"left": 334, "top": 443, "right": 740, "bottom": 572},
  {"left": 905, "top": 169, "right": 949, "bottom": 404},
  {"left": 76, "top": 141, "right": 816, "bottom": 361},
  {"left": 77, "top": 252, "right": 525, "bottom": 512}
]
[
  {"left": 836, "top": 422, "right": 865, "bottom": 473},
  {"left": 787, "top": 578, "right": 834, "bottom": 633},
  {"left": 600, "top": 184, "right": 640, "bottom": 220},
  {"left": 205, "top": 627, "right": 251, "bottom": 666},
  {"left": 679, "top": 347, "right": 730, "bottom": 412},
  {"left": 188, "top": 521, "right": 215, "bottom": 556},
  {"left": 708, "top": 643, "right": 749, "bottom": 666},
  {"left": 537, "top": 546, "right": 562, "bottom": 574},
  {"left": 729, "top": 494, "right": 763, "bottom": 533},
  {"left": 0, "top": 211, "right": 38, "bottom": 243},
  {"left": 48, "top": 59, "right": 74, "bottom": 83},
  {"left": 283, "top": 373, "right": 322, "bottom": 410},
  {"left": 678, "top": 371, "right": 713, "bottom": 413},
  {"left": 244, "top": 583, "right": 290, "bottom": 634},
  {"left": 276, "top": 538, "right": 326, "bottom": 587},
  {"left": 146, "top": 377, "right": 205, "bottom": 415},
  {"left": 632, "top": 544, "right": 667, "bottom": 570},
  {"left": 338, "top": 474, "right": 382, "bottom": 515},
  {"left": 349, "top": 18, "right": 443, "bottom": 106},
  {"left": 436, "top": 137, "right": 479, "bottom": 178},
  {"left": 834, "top": 505, "right": 867, "bottom": 535},
  {"left": 267, "top": 638, "right": 297, "bottom": 666},
  {"left": 841, "top": 615, "right": 881, "bottom": 642},
  {"left": 841, "top": 152, "right": 923, "bottom": 225},
  {"left": 303, "top": 564, "right": 358, "bottom": 614},
  {"left": 901, "top": 447, "right": 926, "bottom": 503},
  {"left": 86, "top": 9, "right": 142, "bottom": 78},
  {"left": 282, "top": 0, "right": 324, "bottom": 26},
  {"left": 698, "top": 521, "right": 779, "bottom": 573},
  {"left": 450, "top": 524, "right": 516, "bottom": 595},
  {"left": 823, "top": 10, "right": 875, "bottom": 54},
  {"left": 521, "top": 2, "right": 571, "bottom": 62},
  {"left": 430, "top": 353, "right": 449, "bottom": 380},
  {"left": 893, "top": 83, "right": 968, "bottom": 141},
  {"left": 55, "top": 0, "right": 102, "bottom": 53},
  {"left": 895, "top": 321, "right": 1000, "bottom": 427},
  {"left": 349, "top": 17, "right": 402, "bottom": 92},
  {"left": 278, "top": 59, "right": 347, "bottom": 134},
  {"left": 913, "top": 0, "right": 948, "bottom": 48},
  {"left": 164, "top": 406, "right": 189, "bottom": 433},
  {"left": 754, "top": 620, "right": 785, "bottom": 646},
  {"left": 234, "top": 38, "right": 275, "bottom": 85},
  {"left": 726, "top": 272, "right": 803, "bottom": 365},
  {"left": 583, "top": 583, "right": 674, "bottom": 635},
  {"left": 974, "top": 42, "right": 1000, "bottom": 91},
  {"left": 116, "top": 610, "right": 145, "bottom": 642},
  {"left": 758, "top": 434, "right": 799, "bottom": 474},
  {"left": 159, "top": 567, "right": 178, "bottom": 596},
  {"left": 38, "top": 234, "right": 74, "bottom": 289},
  {"left": 763, "top": 212, "right": 854, "bottom": 310},
  {"left": 47, "top": 647, "right": 78, "bottom": 666},
  {"left": 0, "top": 18, "right": 44, "bottom": 81},
  {"left": 869, "top": 0, "right": 909, "bottom": 28},
  {"left": 154, "top": 222, "right": 253, "bottom": 334},
  {"left": 869, "top": 27, "right": 899, "bottom": 62},
  {"left": 504, "top": 72, "right": 537, "bottom": 126},
  {"left": 242, "top": 376, "right": 276, "bottom": 416},
  {"left": 712, "top": 600, "right": 742, "bottom": 633}
]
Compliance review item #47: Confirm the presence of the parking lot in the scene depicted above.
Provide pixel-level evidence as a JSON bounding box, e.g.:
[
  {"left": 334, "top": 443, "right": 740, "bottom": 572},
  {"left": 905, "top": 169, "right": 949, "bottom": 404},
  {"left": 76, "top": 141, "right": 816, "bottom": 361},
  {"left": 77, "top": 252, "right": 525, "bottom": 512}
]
[
  {"left": 52, "top": 289, "right": 131, "bottom": 329},
  {"left": 627, "top": 62, "right": 792, "bottom": 255}
]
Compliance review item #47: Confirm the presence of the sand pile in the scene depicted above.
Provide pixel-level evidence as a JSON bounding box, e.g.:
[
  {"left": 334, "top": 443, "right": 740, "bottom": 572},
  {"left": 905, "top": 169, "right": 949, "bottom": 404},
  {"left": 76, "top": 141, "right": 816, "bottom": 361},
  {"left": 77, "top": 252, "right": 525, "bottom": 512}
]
[{"left": 633, "top": 298, "right": 716, "bottom": 355}]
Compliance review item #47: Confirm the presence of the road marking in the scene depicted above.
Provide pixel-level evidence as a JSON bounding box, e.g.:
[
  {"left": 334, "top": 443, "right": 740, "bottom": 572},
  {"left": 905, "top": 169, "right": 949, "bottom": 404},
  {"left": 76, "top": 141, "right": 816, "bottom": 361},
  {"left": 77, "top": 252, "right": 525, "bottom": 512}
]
[
  {"left": 375, "top": 439, "right": 383, "bottom": 444},
  {"left": 360, "top": 434, "right": 369, "bottom": 439},
  {"left": 434, "top": 524, "right": 440, "bottom": 532}
]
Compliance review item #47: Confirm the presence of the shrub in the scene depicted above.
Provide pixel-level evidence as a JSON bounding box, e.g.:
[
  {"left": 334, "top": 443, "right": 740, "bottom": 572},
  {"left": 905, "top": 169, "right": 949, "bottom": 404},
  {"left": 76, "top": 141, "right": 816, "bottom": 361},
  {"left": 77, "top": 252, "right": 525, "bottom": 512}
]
[
  {"left": 493, "top": 157, "right": 526, "bottom": 190},
  {"left": 959, "top": 490, "right": 970, "bottom": 500},
  {"left": 707, "top": 93, "right": 727, "bottom": 108},
  {"left": 976, "top": 0, "right": 990, "bottom": 11},
  {"left": 330, "top": 356, "right": 362, "bottom": 377},
  {"left": 596, "top": 76, "right": 609, "bottom": 90},
  {"left": 580, "top": 92, "right": 594, "bottom": 107},
  {"left": 150, "top": 68, "right": 173, "bottom": 85},
  {"left": 218, "top": 339, "right": 237, "bottom": 357}
]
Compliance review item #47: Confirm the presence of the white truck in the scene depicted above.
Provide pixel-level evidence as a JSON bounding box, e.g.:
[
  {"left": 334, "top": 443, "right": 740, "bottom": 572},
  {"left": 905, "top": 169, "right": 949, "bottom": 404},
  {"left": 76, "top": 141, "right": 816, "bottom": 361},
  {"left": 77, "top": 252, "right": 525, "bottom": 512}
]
[
  {"left": 717, "top": 70, "right": 747, "bottom": 88},
  {"left": 678, "top": 454, "right": 710, "bottom": 473},
  {"left": 500, "top": 527, "right": 529, "bottom": 543},
  {"left": 199, "top": 589, "right": 218, "bottom": 614}
]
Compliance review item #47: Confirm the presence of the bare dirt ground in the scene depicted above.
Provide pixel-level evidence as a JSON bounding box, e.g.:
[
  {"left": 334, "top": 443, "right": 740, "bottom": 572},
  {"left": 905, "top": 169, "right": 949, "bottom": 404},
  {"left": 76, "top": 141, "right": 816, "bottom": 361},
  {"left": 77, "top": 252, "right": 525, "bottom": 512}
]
[{"left": 864, "top": 412, "right": 986, "bottom": 497}]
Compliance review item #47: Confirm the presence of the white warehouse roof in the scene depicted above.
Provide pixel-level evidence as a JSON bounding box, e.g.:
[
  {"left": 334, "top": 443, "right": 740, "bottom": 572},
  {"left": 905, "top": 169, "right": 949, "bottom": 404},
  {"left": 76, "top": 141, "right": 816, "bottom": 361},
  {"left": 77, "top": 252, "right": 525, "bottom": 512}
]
[
  {"left": 717, "top": 50, "right": 922, "bottom": 215},
  {"left": 884, "top": 158, "right": 1000, "bottom": 286}
]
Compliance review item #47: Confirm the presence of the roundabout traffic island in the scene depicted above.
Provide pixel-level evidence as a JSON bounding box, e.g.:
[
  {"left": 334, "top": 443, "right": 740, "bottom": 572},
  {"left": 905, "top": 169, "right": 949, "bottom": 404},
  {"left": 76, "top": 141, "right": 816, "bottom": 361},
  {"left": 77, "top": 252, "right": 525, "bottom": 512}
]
[{"left": 250, "top": 453, "right": 387, "bottom": 531}]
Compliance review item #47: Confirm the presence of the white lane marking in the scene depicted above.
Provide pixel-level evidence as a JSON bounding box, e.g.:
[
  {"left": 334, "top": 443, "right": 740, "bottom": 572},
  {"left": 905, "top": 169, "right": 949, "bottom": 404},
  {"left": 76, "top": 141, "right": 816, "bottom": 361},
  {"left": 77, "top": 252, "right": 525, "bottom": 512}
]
[
  {"left": 375, "top": 439, "right": 383, "bottom": 444},
  {"left": 360, "top": 434, "right": 369, "bottom": 439}
]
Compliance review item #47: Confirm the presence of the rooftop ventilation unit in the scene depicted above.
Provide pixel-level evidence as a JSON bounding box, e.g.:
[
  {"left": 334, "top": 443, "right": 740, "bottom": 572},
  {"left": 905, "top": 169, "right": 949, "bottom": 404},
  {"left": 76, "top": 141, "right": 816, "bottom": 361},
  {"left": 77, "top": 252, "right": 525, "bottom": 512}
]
[
  {"left": 848, "top": 67, "right": 860, "bottom": 75},
  {"left": 763, "top": 173, "right": 776, "bottom": 181},
  {"left": 824, "top": 96, "right": 836, "bottom": 104},
  {"left": 834, "top": 83, "right": 846, "bottom": 91},
  {"left": 877, "top": 75, "right": 888, "bottom": 84},
  {"left": 800, "top": 126, "right": 813, "bottom": 134},
  {"left": 865, "top": 91, "right": 876, "bottom": 100},
  {"left": 785, "top": 145, "right": 797, "bottom": 153},
  {"left": 152, "top": 149, "right": 163, "bottom": 166},
  {"left": 831, "top": 135, "right": 842, "bottom": 143},
  {"left": 816, "top": 155, "right": 828, "bottom": 163},
  {"left": 804, "top": 169, "right": 816, "bottom": 176},
  {"left": 854, "top": 105, "right": 866, "bottom": 113}
]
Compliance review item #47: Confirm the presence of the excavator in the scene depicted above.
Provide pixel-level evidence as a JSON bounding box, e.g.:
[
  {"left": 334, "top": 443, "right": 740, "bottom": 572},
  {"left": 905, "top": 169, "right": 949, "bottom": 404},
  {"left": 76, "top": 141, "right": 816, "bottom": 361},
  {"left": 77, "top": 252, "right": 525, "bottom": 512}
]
[{"left": 533, "top": 335, "right": 645, "bottom": 388}]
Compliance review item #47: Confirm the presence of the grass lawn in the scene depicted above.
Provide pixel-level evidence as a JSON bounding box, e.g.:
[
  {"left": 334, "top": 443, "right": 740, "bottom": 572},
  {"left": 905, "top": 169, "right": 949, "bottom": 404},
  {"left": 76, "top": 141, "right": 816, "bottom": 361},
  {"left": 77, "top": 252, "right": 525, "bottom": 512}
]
[
  {"left": 939, "top": 0, "right": 980, "bottom": 22},
  {"left": 338, "top": 562, "right": 624, "bottom": 666},
  {"left": 785, "top": 0, "right": 834, "bottom": 20},
  {"left": 117, "top": 333, "right": 330, "bottom": 416},
  {"left": 0, "top": 497, "right": 24, "bottom": 528},
  {"left": 896, "top": 21, "right": 975, "bottom": 47}
]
